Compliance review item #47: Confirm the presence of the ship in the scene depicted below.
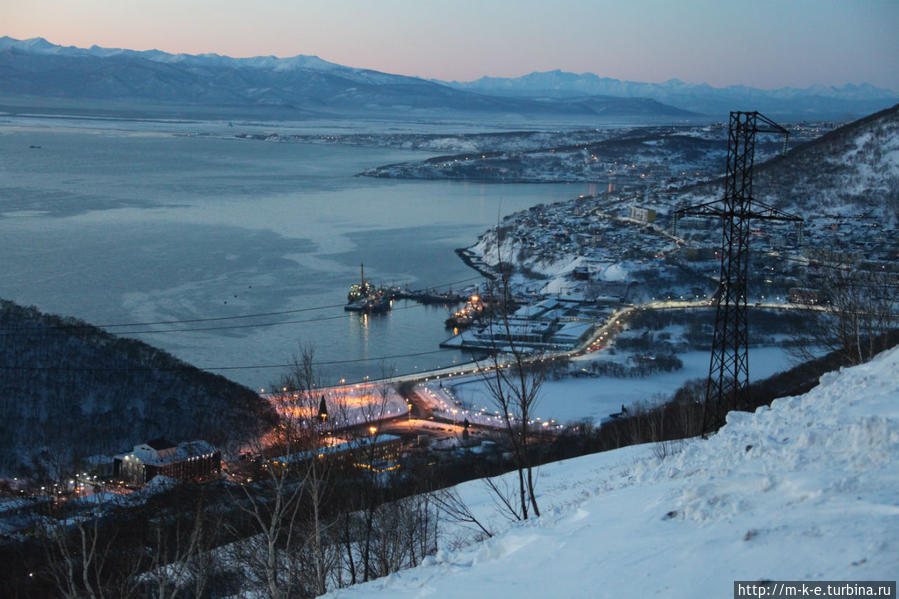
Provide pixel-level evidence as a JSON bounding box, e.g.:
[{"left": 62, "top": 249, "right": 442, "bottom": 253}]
[
  {"left": 347, "top": 263, "right": 377, "bottom": 303},
  {"left": 345, "top": 264, "right": 391, "bottom": 313},
  {"left": 444, "top": 294, "right": 485, "bottom": 329}
]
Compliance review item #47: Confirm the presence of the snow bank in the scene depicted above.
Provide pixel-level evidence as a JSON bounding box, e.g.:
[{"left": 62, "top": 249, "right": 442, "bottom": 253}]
[
  {"left": 327, "top": 348, "right": 899, "bottom": 598},
  {"left": 598, "top": 262, "right": 629, "bottom": 282}
]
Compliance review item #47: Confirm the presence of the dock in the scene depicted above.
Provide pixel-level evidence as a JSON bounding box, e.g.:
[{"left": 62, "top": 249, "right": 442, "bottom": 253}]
[{"left": 345, "top": 263, "right": 470, "bottom": 314}]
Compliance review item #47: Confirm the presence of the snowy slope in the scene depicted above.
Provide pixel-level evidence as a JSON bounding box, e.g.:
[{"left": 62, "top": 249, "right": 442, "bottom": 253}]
[
  {"left": 688, "top": 103, "right": 899, "bottom": 223},
  {"left": 327, "top": 348, "right": 899, "bottom": 598}
]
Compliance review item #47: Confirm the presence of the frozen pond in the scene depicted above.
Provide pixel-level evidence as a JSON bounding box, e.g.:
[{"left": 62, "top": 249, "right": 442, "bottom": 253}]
[{"left": 440, "top": 347, "right": 801, "bottom": 425}]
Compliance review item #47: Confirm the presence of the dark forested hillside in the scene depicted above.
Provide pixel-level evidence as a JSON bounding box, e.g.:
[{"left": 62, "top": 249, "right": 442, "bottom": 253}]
[{"left": 0, "top": 299, "right": 277, "bottom": 477}]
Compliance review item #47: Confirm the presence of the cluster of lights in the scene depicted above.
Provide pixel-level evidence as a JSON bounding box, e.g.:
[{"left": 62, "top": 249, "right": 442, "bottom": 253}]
[{"left": 449, "top": 294, "right": 486, "bottom": 328}]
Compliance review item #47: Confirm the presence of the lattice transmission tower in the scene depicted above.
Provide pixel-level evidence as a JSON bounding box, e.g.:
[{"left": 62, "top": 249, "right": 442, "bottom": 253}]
[{"left": 677, "top": 111, "right": 800, "bottom": 433}]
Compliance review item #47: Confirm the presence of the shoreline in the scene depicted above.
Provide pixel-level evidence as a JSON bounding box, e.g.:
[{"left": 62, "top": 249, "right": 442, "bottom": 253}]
[{"left": 454, "top": 247, "right": 496, "bottom": 281}]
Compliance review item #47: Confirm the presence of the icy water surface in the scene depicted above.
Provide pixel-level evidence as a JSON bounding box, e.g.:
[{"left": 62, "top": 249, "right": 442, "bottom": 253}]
[{"left": 0, "top": 123, "right": 592, "bottom": 387}]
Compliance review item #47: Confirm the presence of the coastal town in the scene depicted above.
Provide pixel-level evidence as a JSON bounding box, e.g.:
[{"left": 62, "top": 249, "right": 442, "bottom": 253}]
[{"left": 3, "top": 108, "right": 897, "bottom": 529}]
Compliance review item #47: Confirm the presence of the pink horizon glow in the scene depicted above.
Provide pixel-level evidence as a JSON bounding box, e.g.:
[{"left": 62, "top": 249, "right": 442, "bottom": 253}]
[{"left": 3, "top": 0, "right": 897, "bottom": 90}]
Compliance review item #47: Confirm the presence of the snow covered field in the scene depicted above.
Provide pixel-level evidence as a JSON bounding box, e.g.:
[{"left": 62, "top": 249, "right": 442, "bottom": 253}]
[
  {"left": 327, "top": 347, "right": 899, "bottom": 598},
  {"left": 427, "top": 346, "right": 797, "bottom": 426}
]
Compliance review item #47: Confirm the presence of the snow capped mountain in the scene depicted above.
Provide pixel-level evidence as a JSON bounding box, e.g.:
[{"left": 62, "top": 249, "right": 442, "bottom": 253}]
[
  {"left": 326, "top": 347, "right": 899, "bottom": 598},
  {"left": 0, "top": 36, "right": 59, "bottom": 53},
  {"left": 0, "top": 37, "right": 694, "bottom": 121},
  {"left": 3, "top": 37, "right": 896, "bottom": 120},
  {"left": 0, "top": 36, "right": 398, "bottom": 81},
  {"left": 445, "top": 69, "right": 898, "bottom": 100},
  {"left": 442, "top": 69, "right": 899, "bottom": 119}
]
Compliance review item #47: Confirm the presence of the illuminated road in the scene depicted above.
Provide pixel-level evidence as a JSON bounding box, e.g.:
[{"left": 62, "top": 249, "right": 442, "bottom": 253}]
[{"left": 273, "top": 299, "right": 826, "bottom": 428}]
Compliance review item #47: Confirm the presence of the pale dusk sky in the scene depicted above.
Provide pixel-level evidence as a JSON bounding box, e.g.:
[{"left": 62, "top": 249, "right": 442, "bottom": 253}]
[{"left": 3, "top": 0, "right": 897, "bottom": 90}]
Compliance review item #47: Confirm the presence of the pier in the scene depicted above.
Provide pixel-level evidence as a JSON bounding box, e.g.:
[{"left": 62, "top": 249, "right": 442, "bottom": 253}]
[{"left": 344, "top": 263, "right": 470, "bottom": 313}]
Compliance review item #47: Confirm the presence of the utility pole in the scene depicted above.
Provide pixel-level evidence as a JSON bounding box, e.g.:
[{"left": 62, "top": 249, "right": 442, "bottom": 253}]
[{"left": 677, "top": 112, "right": 800, "bottom": 433}]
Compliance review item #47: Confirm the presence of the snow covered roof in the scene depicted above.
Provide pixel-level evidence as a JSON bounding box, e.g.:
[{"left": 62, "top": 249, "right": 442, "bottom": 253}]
[
  {"left": 535, "top": 298, "right": 563, "bottom": 310},
  {"left": 513, "top": 304, "right": 545, "bottom": 318},
  {"left": 551, "top": 321, "right": 593, "bottom": 341},
  {"left": 115, "top": 439, "right": 216, "bottom": 465},
  {"left": 541, "top": 308, "right": 566, "bottom": 321},
  {"left": 177, "top": 440, "right": 216, "bottom": 459}
]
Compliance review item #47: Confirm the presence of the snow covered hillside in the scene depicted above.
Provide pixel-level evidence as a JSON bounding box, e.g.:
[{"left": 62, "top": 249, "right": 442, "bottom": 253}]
[
  {"left": 461, "top": 106, "right": 897, "bottom": 303},
  {"left": 327, "top": 348, "right": 899, "bottom": 598},
  {"left": 692, "top": 103, "right": 899, "bottom": 224}
]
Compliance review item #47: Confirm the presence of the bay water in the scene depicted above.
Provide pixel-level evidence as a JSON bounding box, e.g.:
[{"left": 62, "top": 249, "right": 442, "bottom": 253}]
[{"left": 0, "top": 122, "right": 593, "bottom": 388}]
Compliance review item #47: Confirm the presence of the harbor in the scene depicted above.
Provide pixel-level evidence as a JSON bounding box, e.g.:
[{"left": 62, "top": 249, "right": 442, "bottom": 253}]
[
  {"left": 344, "top": 263, "right": 470, "bottom": 314},
  {"left": 344, "top": 262, "right": 609, "bottom": 357}
]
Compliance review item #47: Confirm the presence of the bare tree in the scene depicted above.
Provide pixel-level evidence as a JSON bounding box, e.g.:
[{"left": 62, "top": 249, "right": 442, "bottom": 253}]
[
  {"left": 369, "top": 494, "right": 438, "bottom": 576},
  {"left": 280, "top": 346, "right": 338, "bottom": 597},
  {"left": 226, "top": 348, "right": 444, "bottom": 595},
  {"left": 227, "top": 454, "right": 307, "bottom": 598},
  {"left": 353, "top": 370, "right": 397, "bottom": 584},
  {"left": 179, "top": 523, "right": 222, "bottom": 599},
  {"left": 799, "top": 261, "right": 898, "bottom": 365},
  {"left": 140, "top": 491, "right": 220, "bottom": 599},
  {"left": 482, "top": 475, "right": 525, "bottom": 522},
  {"left": 477, "top": 270, "right": 544, "bottom": 520},
  {"left": 38, "top": 497, "right": 145, "bottom": 599},
  {"left": 226, "top": 345, "right": 335, "bottom": 599},
  {"left": 432, "top": 487, "right": 494, "bottom": 540},
  {"left": 335, "top": 489, "right": 438, "bottom": 586}
]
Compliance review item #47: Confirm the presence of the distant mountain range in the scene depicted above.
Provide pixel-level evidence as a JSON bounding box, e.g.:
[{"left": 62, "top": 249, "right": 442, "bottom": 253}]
[
  {"left": 442, "top": 70, "right": 899, "bottom": 120},
  {"left": 1, "top": 37, "right": 895, "bottom": 122},
  {"left": 0, "top": 37, "right": 693, "bottom": 121}
]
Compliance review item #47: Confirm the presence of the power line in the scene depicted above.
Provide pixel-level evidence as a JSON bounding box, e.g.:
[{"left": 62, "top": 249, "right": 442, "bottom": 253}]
[
  {"left": 98, "top": 302, "right": 347, "bottom": 327},
  {"left": 0, "top": 274, "right": 484, "bottom": 376},
  {"left": 97, "top": 274, "right": 483, "bottom": 328},
  {"left": 0, "top": 349, "right": 451, "bottom": 373},
  {"left": 0, "top": 301, "right": 439, "bottom": 337},
  {"left": 0, "top": 274, "right": 485, "bottom": 335},
  {"left": 106, "top": 303, "right": 422, "bottom": 335},
  {"left": 100, "top": 312, "right": 352, "bottom": 335},
  {"left": 207, "top": 349, "right": 449, "bottom": 371}
]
